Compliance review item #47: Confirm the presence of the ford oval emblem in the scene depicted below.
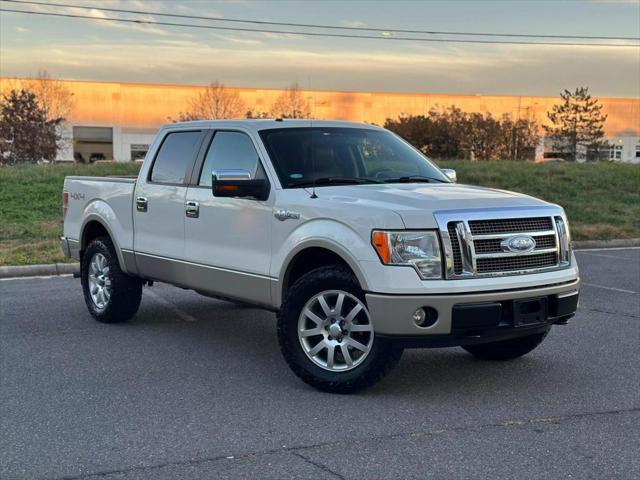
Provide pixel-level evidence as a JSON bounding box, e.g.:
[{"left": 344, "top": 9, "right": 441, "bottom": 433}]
[{"left": 501, "top": 235, "right": 536, "bottom": 254}]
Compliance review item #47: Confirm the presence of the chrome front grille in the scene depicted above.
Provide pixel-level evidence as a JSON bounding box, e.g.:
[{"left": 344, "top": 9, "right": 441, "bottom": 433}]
[
  {"left": 532, "top": 234, "right": 556, "bottom": 250},
  {"left": 447, "top": 223, "right": 464, "bottom": 275},
  {"left": 476, "top": 252, "right": 558, "bottom": 273},
  {"left": 468, "top": 217, "right": 553, "bottom": 235},
  {"left": 474, "top": 234, "right": 557, "bottom": 254},
  {"left": 436, "top": 208, "right": 571, "bottom": 279}
]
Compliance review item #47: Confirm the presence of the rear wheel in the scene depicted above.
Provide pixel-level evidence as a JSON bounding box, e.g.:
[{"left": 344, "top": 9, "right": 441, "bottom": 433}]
[
  {"left": 278, "top": 265, "right": 403, "bottom": 393},
  {"left": 462, "top": 330, "right": 549, "bottom": 361},
  {"left": 81, "top": 237, "right": 142, "bottom": 323}
]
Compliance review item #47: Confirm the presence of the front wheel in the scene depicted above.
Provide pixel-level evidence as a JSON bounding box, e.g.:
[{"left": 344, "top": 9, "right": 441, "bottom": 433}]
[
  {"left": 461, "top": 330, "right": 549, "bottom": 361},
  {"left": 81, "top": 237, "right": 142, "bottom": 323},
  {"left": 277, "top": 265, "right": 403, "bottom": 393}
]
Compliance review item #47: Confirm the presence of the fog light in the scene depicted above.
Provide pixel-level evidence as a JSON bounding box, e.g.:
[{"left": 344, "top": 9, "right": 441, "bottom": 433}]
[
  {"left": 413, "top": 307, "right": 438, "bottom": 328},
  {"left": 413, "top": 308, "right": 426, "bottom": 326}
]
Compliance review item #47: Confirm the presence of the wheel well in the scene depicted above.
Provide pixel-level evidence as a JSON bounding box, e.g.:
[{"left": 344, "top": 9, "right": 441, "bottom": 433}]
[
  {"left": 81, "top": 221, "right": 110, "bottom": 252},
  {"left": 283, "top": 247, "right": 354, "bottom": 301}
]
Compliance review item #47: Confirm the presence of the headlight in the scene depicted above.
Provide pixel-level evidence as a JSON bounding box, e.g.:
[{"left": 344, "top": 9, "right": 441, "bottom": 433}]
[
  {"left": 371, "top": 230, "right": 443, "bottom": 279},
  {"left": 554, "top": 216, "right": 572, "bottom": 266}
]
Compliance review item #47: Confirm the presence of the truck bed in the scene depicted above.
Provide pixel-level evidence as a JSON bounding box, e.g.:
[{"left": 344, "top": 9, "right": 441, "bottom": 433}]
[{"left": 63, "top": 176, "right": 137, "bottom": 253}]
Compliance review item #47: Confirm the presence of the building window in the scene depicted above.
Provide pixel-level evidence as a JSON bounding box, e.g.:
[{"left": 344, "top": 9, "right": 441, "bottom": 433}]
[
  {"left": 131, "top": 144, "right": 150, "bottom": 161},
  {"left": 635, "top": 144, "right": 640, "bottom": 159},
  {"left": 73, "top": 126, "right": 113, "bottom": 163},
  {"left": 608, "top": 144, "right": 623, "bottom": 161}
]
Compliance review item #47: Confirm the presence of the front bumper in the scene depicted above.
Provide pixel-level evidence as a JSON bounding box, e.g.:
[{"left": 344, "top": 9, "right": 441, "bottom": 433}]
[
  {"left": 60, "top": 236, "right": 81, "bottom": 260},
  {"left": 366, "top": 278, "right": 579, "bottom": 340}
]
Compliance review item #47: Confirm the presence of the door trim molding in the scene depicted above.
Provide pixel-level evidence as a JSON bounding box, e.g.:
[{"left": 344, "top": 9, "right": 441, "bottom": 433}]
[
  {"left": 135, "top": 251, "right": 275, "bottom": 308},
  {"left": 136, "top": 251, "right": 276, "bottom": 281}
]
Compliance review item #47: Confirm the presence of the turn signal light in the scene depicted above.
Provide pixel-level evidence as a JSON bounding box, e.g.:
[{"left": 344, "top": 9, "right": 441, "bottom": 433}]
[
  {"left": 215, "top": 185, "right": 240, "bottom": 193},
  {"left": 371, "top": 231, "right": 391, "bottom": 263}
]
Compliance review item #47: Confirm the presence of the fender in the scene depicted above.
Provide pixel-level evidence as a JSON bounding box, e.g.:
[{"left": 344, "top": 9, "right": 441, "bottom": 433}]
[
  {"left": 271, "top": 219, "right": 377, "bottom": 309},
  {"left": 80, "top": 201, "right": 135, "bottom": 275}
]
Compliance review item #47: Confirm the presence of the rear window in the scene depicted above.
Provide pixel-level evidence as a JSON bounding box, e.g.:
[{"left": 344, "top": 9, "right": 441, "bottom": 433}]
[{"left": 150, "top": 131, "right": 203, "bottom": 184}]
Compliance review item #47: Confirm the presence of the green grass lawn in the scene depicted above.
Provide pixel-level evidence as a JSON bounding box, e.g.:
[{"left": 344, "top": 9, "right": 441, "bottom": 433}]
[
  {"left": 0, "top": 161, "right": 638, "bottom": 266},
  {"left": 1, "top": 163, "right": 141, "bottom": 266},
  {"left": 440, "top": 160, "right": 640, "bottom": 242}
]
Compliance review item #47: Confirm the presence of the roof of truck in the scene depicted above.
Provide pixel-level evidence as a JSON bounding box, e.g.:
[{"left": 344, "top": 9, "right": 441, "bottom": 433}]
[{"left": 161, "top": 119, "right": 383, "bottom": 131}]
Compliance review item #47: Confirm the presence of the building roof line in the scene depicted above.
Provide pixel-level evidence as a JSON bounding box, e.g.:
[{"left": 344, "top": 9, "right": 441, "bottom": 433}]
[{"left": 2, "top": 76, "right": 639, "bottom": 102}]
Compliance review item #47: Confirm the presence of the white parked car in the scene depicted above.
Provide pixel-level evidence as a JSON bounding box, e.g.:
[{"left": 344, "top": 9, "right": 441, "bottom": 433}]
[{"left": 61, "top": 120, "right": 580, "bottom": 392}]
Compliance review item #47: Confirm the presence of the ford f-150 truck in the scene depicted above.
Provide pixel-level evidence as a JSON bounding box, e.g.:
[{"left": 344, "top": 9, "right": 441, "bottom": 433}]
[{"left": 62, "top": 120, "right": 580, "bottom": 393}]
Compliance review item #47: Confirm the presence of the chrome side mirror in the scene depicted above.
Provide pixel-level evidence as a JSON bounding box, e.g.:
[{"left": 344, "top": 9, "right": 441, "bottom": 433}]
[
  {"left": 211, "top": 169, "right": 269, "bottom": 201},
  {"left": 213, "top": 169, "right": 252, "bottom": 181},
  {"left": 442, "top": 168, "right": 457, "bottom": 183}
]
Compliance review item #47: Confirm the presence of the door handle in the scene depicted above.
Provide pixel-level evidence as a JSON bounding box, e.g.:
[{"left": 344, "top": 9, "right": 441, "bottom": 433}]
[
  {"left": 185, "top": 200, "right": 199, "bottom": 218},
  {"left": 136, "top": 196, "right": 148, "bottom": 212}
]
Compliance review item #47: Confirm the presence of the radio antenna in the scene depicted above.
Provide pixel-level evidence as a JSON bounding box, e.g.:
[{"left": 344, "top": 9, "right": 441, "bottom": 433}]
[{"left": 308, "top": 79, "right": 318, "bottom": 199}]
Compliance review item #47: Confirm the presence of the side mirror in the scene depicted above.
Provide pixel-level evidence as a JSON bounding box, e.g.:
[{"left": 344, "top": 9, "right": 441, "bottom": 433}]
[
  {"left": 212, "top": 169, "right": 269, "bottom": 201},
  {"left": 442, "top": 168, "right": 457, "bottom": 183}
]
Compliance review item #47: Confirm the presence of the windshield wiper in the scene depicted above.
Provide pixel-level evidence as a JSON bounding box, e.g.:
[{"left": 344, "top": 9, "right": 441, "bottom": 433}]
[
  {"left": 288, "top": 177, "right": 382, "bottom": 188},
  {"left": 383, "top": 175, "right": 447, "bottom": 184}
]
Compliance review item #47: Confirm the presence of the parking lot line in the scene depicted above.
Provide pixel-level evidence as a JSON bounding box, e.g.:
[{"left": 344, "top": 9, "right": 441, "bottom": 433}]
[
  {"left": 575, "top": 251, "right": 637, "bottom": 260},
  {"left": 581, "top": 282, "right": 637, "bottom": 294},
  {"left": 575, "top": 246, "right": 640, "bottom": 252}
]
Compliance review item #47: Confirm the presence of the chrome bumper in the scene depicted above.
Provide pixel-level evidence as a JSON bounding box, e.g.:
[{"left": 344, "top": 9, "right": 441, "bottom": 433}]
[
  {"left": 60, "top": 236, "right": 81, "bottom": 260},
  {"left": 366, "top": 278, "right": 580, "bottom": 336}
]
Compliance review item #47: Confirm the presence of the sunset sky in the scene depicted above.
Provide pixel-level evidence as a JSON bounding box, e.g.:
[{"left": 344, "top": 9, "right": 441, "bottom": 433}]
[{"left": 1, "top": 0, "right": 639, "bottom": 97}]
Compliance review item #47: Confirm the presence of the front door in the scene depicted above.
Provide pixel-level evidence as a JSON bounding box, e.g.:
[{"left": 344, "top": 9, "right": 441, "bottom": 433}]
[
  {"left": 183, "top": 130, "right": 273, "bottom": 306},
  {"left": 134, "top": 129, "right": 205, "bottom": 282}
]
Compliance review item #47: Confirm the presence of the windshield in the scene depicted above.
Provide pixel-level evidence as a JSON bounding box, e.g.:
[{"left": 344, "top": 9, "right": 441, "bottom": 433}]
[{"left": 259, "top": 127, "right": 449, "bottom": 188}]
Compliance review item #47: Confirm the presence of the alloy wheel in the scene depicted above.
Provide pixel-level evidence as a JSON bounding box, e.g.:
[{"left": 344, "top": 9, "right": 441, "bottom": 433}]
[
  {"left": 88, "top": 252, "right": 111, "bottom": 310},
  {"left": 297, "top": 290, "right": 374, "bottom": 372}
]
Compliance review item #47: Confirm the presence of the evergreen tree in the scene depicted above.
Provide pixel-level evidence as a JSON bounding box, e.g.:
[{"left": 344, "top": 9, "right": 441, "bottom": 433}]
[{"left": 544, "top": 87, "right": 608, "bottom": 162}]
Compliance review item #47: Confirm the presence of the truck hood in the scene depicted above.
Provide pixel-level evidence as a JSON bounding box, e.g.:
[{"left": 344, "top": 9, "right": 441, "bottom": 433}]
[{"left": 313, "top": 183, "right": 554, "bottom": 228}]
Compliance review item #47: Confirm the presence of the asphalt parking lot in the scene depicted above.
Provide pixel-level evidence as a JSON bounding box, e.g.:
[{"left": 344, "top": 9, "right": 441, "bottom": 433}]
[{"left": 1, "top": 248, "right": 638, "bottom": 479}]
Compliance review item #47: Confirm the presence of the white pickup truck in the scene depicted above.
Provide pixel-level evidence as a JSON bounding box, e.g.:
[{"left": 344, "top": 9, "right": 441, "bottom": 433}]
[{"left": 62, "top": 120, "right": 580, "bottom": 392}]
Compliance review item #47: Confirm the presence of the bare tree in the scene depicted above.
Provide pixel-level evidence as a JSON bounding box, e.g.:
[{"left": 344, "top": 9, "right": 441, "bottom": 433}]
[
  {"left": 245, "top": 109, "right": 270, "bottom": 119},
  {"left": 176, "top": 81, "right": 246, "bottom": 121},
  {"left": 25, "top": 70, "right": 74, "bottom": 123},
  {"left": 270, "top": 83, "right": 311, "bottom": 119},
  {"left": 384, "top": 107, "right": 540, "bottom": 161},
  {"left": 500, "top": 114, "right": 540, "bottom": 161}
]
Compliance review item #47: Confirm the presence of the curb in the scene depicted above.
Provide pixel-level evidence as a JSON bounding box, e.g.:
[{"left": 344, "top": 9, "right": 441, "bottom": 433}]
[
  {"left": 0, "top": 239, "right": 638, "bottom": 279},
  {"left": 0, "top": 263, "right": 79, "bottom": 279}
]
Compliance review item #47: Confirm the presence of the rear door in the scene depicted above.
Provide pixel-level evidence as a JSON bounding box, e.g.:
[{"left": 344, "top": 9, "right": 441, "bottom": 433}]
[
  {"left": 183, "top": 129, "right": 274, "bottom": 306},
  {"left": 134, "top": 129, "right": 205, "bottom": 281}
]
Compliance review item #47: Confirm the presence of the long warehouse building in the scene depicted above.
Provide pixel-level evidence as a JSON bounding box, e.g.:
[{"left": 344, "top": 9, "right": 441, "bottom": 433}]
[{"left": 1, "top": 78, "right": 639, "bottom": 163}]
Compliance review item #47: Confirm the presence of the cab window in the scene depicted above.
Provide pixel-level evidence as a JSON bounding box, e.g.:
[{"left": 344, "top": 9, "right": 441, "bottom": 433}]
[
  {"left": 150, "top": 130, "right": 202, "bottom": 184},
  {"left": 199, "top": 131, "right": 265, "bottom": 187}
]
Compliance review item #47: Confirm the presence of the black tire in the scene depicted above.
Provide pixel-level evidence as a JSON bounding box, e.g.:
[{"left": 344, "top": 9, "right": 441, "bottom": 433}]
[
  {"left": 461, "top": 329, "right": 550, "bottom": 361},
  {"left": 81, "top": 236, "right": 142, "bottom": 323},
  {"left": 277, "top": 265, "right": 403, "bottom": 393}
]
